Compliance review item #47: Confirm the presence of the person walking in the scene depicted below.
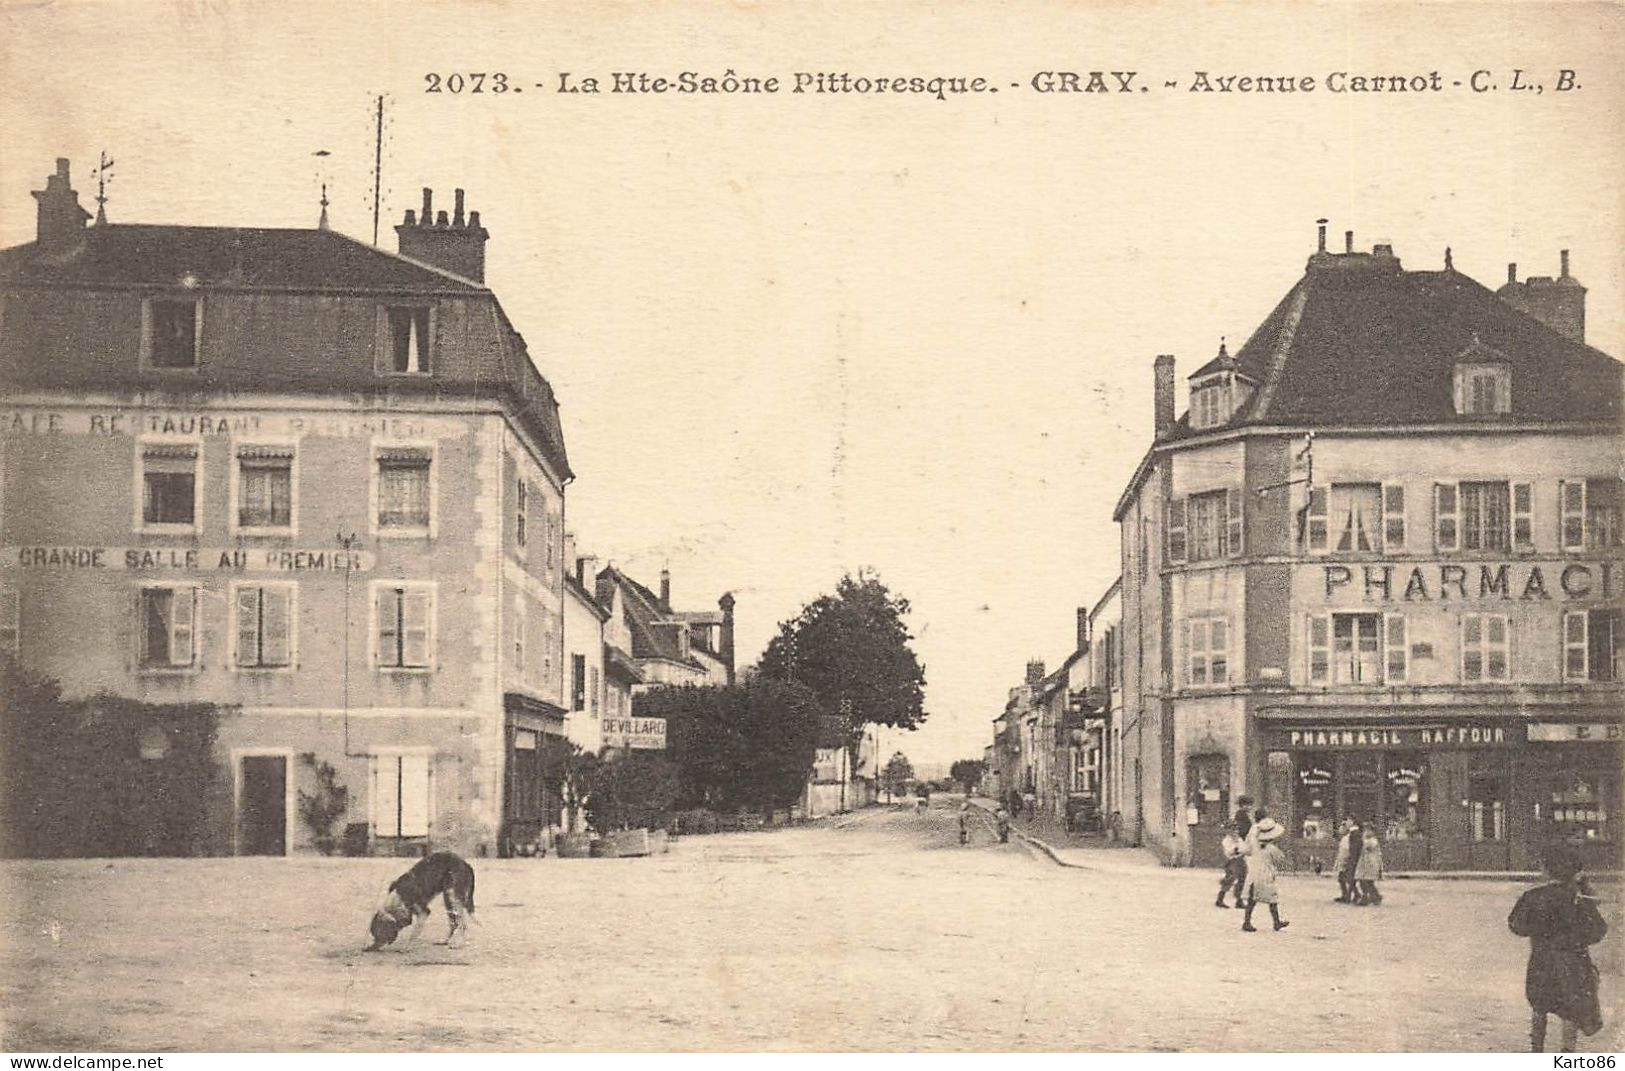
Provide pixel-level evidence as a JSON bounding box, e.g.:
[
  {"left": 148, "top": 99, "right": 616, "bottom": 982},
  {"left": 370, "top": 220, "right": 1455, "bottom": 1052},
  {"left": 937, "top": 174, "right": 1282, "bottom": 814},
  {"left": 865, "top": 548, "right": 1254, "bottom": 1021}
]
[
  {"left": 1241, "top": 817, "right": 1290, "bottom": 933},
  {"left": 1215, "top": 795, "right": 1254, "bottom": 908},
  {"left": 1353, "top": 822, "right": 1384, "bottom": 905},
  {"left": 994, "top": 805, "right": 1011, "bottom": 844},
  {"left": 1509, "top": 843, "right": 1608, "bottom": 1053},
  {"left": 958, "top": 801, "right": 972, "bottom": 845},
  {"left": 1333, "top": 818, "right": 1364, "bottom": 903}
]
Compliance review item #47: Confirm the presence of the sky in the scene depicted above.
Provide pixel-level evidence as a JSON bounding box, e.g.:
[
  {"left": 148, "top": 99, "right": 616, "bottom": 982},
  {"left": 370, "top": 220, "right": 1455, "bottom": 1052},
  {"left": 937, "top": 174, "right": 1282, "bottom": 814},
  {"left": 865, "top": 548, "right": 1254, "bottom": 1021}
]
[{"left": 3, "top": 2, "right": 1621, "bottom": 770}]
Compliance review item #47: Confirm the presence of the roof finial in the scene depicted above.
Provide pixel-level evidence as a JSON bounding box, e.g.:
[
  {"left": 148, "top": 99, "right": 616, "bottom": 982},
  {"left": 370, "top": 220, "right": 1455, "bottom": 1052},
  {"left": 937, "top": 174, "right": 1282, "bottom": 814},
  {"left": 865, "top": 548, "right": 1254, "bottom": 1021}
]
[
  {"left": 1444, "top": 246, "right": 1453, "bottom": 271},
  {"left": 318, "top": 181, "right": 330, "bottom": 231},
  {"left": 92, "top": 150, "right": 113, "bottom": 225},
  {"left": 312, "top": 149, "right": 332, "bottom": 231}
]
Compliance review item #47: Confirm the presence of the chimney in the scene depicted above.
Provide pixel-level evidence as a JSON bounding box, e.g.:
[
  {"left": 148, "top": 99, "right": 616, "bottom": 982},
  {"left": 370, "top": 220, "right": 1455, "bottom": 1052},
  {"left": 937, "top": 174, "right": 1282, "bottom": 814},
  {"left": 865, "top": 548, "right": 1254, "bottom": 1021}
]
[
  {"left": 1153, "top": 355, "right": 1176, "bottom": 439},
  {"left": 659, "top": 568, "right": 671, "bottom": 610},
  {"left": 1025, "top": 659, "right": 1046, "bottom": 686},
  {"left": 31, "top": 158, "right": 91, "bottom": 254},
  {"left": 1316, "top": 219, "right": 1327, "bottom": 253},
  {"left": 563, "top": 533, "right": 577, "bottom": 578},
  {"left": 1076, "top": 607, "right": 1091, "bottom": 653},
  {"left": 1497, "top": 250, "right": 1586, "bottom": 344},
  {"left": 395, "top": 185, "right": 489, "bottom": 283},
  {"left": 1344, "top": 230, "right": 1354, "bottom": 254},
  {"left": 718, "top": 592, "right": 737, "bottom": 684}
]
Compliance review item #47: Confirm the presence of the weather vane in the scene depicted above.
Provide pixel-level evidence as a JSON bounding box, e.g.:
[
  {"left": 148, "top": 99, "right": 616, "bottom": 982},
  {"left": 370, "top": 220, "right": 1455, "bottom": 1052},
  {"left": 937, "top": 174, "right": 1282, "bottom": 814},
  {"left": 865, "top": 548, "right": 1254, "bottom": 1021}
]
[
  {"left": 91, "top": 150, "right": 114, "bottom": 225},
  {"left": 313, "top": 149, "right": 332, "bottom": 230}
]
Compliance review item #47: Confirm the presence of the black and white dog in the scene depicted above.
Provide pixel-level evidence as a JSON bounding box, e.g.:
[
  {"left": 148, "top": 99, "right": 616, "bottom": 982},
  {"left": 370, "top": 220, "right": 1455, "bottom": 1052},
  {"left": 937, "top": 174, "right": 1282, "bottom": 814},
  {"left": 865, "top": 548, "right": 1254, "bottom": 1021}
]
[{"left": 366, "top": 851, "right": 477, "bottom": 951}]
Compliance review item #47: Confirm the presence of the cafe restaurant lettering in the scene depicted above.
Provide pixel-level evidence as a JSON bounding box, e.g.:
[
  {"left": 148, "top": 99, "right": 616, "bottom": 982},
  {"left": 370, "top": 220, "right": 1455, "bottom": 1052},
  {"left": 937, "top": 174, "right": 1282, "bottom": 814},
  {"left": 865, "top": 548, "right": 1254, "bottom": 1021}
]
[
  {"left": 1323, "top": 562, "right": 1616, "bottom": 602},
  {"left": 3, "top": 545, "right": 372, "bottom": 573}
]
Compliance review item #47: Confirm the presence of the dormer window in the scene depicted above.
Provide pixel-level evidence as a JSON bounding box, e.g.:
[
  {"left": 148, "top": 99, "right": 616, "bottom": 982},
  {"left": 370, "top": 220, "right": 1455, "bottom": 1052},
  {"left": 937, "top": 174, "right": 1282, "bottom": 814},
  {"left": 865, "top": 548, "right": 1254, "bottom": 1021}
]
[
  {"left": 143, "top": 297, "right": 201, "bottom": 369},
  {"left": 1192, "top": 382, "right": 1227, "bottom": 429},
  {"left": 1454, "top": 362, "right": 1511, "bottom": 415},
  {"left": 382, "top": 305, "right": 433, "bottom": 375}
]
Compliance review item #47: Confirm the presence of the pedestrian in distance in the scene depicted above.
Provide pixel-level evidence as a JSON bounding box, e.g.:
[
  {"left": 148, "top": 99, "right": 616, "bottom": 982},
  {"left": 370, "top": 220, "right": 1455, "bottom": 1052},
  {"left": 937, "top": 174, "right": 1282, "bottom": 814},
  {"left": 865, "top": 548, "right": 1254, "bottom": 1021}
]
[
  {"left": 1333, "top": 818, "right": 1364, "bottom": 903},
  {"left": 1353, "top": 822, "right": 1384, "bottom": 905},
  {"left": 958, "top": 801, "right": 971, "bottom": 845},
  {"left": 1241, "top": 817, "right": 1290, "bottom": 933},
  {"left": 1215, "top": 795, "right": 1253, "bottom": 909},
  {"left": 994, "top": 805, "right": 1011, "bottom": 844},
  {"left": 1509, "top": 842, "right": 1608, "bottom": 1053}
]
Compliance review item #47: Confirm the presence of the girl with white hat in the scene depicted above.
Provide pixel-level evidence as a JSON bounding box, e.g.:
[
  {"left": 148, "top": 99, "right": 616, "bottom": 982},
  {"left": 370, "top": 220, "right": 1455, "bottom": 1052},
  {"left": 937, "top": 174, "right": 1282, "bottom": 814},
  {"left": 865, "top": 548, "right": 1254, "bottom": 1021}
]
[{"left": 1241, "top": 817, "right": 1291, "bottom": 933}]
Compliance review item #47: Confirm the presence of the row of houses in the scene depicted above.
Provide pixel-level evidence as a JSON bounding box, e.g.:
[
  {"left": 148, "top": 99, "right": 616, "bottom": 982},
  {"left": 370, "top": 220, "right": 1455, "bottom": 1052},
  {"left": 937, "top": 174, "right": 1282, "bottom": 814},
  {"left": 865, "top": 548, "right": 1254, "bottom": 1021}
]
[
  {"left": 0, "top": 160, "right": 741, "bottom": 858},
  {"left": 988, "top": 225, "right": 1623, "bottom": 873}
]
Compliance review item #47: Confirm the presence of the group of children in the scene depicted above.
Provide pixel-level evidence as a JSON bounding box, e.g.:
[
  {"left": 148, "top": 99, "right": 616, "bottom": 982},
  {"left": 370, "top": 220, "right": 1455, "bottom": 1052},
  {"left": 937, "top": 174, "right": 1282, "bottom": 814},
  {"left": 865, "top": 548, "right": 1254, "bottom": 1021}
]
[{"left": 1215, "top": 797, "right": 1610, "bottom": 1052}]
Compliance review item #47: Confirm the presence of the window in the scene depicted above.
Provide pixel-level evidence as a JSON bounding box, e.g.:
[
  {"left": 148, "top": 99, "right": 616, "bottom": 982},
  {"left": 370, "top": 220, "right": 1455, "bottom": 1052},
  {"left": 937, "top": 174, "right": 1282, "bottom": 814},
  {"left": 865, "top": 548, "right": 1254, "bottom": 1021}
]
[
  {"left": 572, "top": 654, "right": 587, "bottom": 711},
  {"left": 1563, "top": 609, "right": 1623, "bottom": 682},
  {"left": 1332, "top": 613, "right": 1381, "bottom": 684},
  {"left": 373, "top": 752, "right": 431, "bottom": 838},
  {"left": 1461, "top": 614, "right": 1511, "bottom": 682},
  {"left": 140, "top": 444, "right": 199, "bottom": 529},
  {"left": 0, "top": 590, "right": 18, "bottom": 655},
  {"left": 1293, "top": 753, "right": 1336, "bottom": 840},
  {"left": 1186, "top": 618, "right": 1229, "bottom": 687},
  {"left": 376, "top": 585, "right": 433, "bottom": 670},
  {"left": 1191, "top": 383, "right": 1227, "bottom": 429},
  {"left": 545, "top": 508, "right": 557, "bottom": 571},
  {"left": 1308, "top": 612, "right": 1403, "bottom": 684},
  {"left": 516, "top": 480, "right": 528, "bottom": 548},
  {"left": 1385, "top": 614, "right": 1408, "bottom": 682},
  {"left": 1166, "top": 498, "right": 1186, "bottom": 563},
  {"left": 234, "top": 585, "right": 293, "bottom": 669},
  {"left": 1560, "top": 478, "right": 1623, "bottom": 552},
  {"left": 1305, "top": 486, "right": 1328, "bottom": 553},
  {"left": 1331, "top": 483, "right": 1380, "bottom": 553},
  {"left": 1453, "top": 363, "right": 1511, "bottom": 415},
  {"left": 1382, "top": 484, "right": 1406, "bottom": 550},
  {"left": 1435, "top": 480, "right": 1527, "bottom": 552},
  {"left": 144, "top": 297, "right": 200, "bottom": 369},
  {"left": 376, "top": 448, "right": 432, "bottom": 532},
  {"left": 1383, "top": 753, "right": 1427, "bottom": 840},
  {"left": 140, "top": 586, "right": 198, "bottom": 669},
  {"left": 236, "top": 446, "right": 294, "bottom": 531},
  {"left": 589, "top": 666, "right": 601, "bottom": 714},
  {"left": 1175, "top": 489, "right": 1242, "bottom": 563},
  {"left": 386, "top": 307, "right": 431, "bottom": 374}
]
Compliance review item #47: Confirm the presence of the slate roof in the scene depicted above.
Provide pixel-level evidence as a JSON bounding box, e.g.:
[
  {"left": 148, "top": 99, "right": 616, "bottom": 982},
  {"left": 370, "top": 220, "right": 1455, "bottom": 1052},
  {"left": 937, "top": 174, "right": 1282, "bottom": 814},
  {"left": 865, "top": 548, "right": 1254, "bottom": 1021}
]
[
  {"left": 0, "top": 225, "right": 484, "bottom": 291},
  {"left": 596, "top": 567, "right": 706, "bottom": 671},
  {"left": 1169, "top": 255, "right": 1620, "bottom": 437}
]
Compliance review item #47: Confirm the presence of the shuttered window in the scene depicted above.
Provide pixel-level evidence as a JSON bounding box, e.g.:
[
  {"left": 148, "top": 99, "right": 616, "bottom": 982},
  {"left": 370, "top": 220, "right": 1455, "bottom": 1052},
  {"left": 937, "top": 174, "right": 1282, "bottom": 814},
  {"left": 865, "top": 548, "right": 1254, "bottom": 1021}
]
[
  {"left": 235, "top": 585, "right": 293, "bottom": 668},
  {"left": 374, "top": 753, "right": 431, "bottom": 838},
  {"left": 140, "top": 586, "right": 197, "bottom": 668},
  {"left": 377, "top": 585, "right": 434, "bottom": 669}
]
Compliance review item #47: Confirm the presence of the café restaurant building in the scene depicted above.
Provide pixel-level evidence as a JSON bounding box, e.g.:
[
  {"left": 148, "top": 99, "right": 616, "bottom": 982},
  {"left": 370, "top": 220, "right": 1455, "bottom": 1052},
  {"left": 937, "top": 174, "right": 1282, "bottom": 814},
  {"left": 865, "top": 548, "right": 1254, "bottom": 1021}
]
[{"left": 1113, "top": 227, "right": 1622, "bottom": 872}]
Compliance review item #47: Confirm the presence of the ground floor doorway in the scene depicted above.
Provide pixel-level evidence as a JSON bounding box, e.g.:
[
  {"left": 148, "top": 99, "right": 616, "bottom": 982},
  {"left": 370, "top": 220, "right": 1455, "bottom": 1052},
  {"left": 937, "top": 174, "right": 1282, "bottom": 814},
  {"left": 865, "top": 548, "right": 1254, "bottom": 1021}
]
[{"left": 236, "top": 752, "right": 289, "bottom": 856}]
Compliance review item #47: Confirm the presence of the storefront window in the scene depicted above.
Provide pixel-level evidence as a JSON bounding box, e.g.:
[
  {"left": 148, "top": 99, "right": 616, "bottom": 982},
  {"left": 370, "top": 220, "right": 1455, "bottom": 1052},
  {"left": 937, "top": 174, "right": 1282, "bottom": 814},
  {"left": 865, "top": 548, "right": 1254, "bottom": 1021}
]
[
  {"left": 1342, "top": 752, "right": 1381, "bottom": 827},
  {"left": 1294, "top": 753, "right": 1335, "bottom": 839},
  {"left": 1543, "top": 770, "right": 1616, "bottom": 844},
  {"left": 1383, "top": 752, "right": 1427, "bottom": 840}
]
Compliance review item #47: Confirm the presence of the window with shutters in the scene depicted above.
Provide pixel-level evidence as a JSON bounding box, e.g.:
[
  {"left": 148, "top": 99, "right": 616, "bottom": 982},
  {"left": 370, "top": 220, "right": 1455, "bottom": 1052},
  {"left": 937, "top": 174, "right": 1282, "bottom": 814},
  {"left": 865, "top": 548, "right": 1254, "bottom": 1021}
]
[
  {"left": 1186, "top": 617, "right": 1230, "bottom": 687},
  {"left": 383, "top": 306, "right": 432, "bottom": 375},
  {"left": 1460, "top": 482, "right": 1511, "bottom": 551},
  {"left": 234, "top": 583, "right": 294, "bottom": 669},
  {"left": 1384, "top": 614, "right": 1408, "bottom": 682},
  {"left": 142, "top": 297, "right": 201, "bottom": 370},
  {"left": 1305, "top": 486, "right": 1329, "bottom": 554},
  {"left": 1185, "top": 490, "right": 1236, "bottom": 562},
  {"left": 234, "top": 445, "right": 295, "bottom": 533},
  {"left": 516, "top": 480, "right": 528, "bottom": 548},
  {"left": 1308, "top": 612, "right": 1400, "bottom": 685},
  {"left": 139, "top": 585, "right": 199, "bottom": 670},
  {"left": 512, "top": 595, "right": 526, "bottom": 676},
  {"left": 375, "top": 583, "right": 434, "bottom": 670},
  {"left": 1461, "top": 614, "right": 1511, "bottom": 683},
  {"left": 0, "top": 589, "right": 18, "bottom": 656},
  {"left": 1560, "top": 477, "right": 1623, "bottom": 552},
  {"left": 374, "top": 446, "right": 434, "bottom": 535},
  {"left": 1382, "top": 483, "right": 1406, "bottom": 550},
  {"left": 1563, "top": 609, "right": 1623, "bottom": 683},
  {"left": 1166, "top": 498, "right": 1187, "bottom": 564},
  {"left": 372, "top": 751, "right": 432, "bottom": 838},
  {"left": 589, "top": 665, "right": 601, "bottom": 714},
  {"left": 139, "top": 443, "right": 200, "bottom": 531}
]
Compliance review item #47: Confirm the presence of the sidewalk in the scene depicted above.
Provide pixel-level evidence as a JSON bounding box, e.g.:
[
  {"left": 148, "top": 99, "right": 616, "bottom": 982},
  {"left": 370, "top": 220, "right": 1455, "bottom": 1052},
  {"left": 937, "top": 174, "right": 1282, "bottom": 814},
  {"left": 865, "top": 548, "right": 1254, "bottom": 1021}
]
[{"left": 971, "top": 797, "right": 1621, "bottom": 885}]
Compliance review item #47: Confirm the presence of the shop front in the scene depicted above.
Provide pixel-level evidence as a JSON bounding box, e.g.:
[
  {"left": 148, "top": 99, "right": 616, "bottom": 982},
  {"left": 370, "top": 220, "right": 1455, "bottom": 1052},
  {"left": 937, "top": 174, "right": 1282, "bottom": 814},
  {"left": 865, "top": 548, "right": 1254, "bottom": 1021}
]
[{"left": 1522, "top": 720, "right": 1622, "bottom": 874}]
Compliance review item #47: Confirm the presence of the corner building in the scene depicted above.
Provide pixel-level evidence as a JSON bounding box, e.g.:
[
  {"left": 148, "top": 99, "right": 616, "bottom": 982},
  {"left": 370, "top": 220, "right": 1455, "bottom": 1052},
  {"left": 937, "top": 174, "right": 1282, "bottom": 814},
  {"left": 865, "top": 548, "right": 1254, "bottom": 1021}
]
[
  {"left": 1113, "top": 228, "right": 1622, "bottom": 872},
  {"left": 1, "top": 162, "right": 574, "bottom": 858}
]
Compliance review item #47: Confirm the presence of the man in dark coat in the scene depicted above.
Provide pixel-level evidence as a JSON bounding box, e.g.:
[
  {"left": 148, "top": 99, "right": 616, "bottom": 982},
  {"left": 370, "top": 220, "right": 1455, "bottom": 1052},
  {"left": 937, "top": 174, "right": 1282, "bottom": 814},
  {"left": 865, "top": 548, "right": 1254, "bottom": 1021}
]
[
  {"left": 1508, "top": 843, "right": 1608, "bottom": 1052},
  {"left": 1215, "top": 795, "right": 1254, "bottom": 908}
]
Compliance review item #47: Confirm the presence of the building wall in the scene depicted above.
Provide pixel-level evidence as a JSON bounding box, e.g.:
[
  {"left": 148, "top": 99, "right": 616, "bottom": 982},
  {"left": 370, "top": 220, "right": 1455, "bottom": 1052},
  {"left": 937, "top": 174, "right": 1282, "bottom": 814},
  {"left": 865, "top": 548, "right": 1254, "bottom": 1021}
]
[{"left": 562, "top": 584, "right": 606, "bottom": 754}]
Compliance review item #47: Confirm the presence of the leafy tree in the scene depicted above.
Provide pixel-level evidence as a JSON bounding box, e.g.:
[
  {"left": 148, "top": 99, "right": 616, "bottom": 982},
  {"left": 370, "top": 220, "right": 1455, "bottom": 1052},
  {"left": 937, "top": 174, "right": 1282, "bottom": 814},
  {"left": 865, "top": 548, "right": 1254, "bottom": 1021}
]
[
  {"left": 756, "top": 571, "right": 927, "bottom": 755},
  {"left": 297, "top": 759, "right": 350, "bottom": 854},
  {"left": 541, "top": 737, "right": 599, "bottom": 831},
  {"left": 638, "top": 678, "right": 822, "bottom": 812},
  {"left": 882, "top": 751, "right": 914, "bottom": 802},
  {"left": 586, "top": 750, "right": 679, "bottom": 832},
  {"left": 949, "top": 758, "right": 987, "bottom": 795}
]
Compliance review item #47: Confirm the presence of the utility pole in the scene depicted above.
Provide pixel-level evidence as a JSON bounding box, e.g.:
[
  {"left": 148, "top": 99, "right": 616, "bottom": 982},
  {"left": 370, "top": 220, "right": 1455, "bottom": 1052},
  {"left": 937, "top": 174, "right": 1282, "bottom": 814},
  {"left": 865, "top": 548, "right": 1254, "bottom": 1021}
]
[{"left": 371, "top": 95, "right": 385, "bottom": 246}]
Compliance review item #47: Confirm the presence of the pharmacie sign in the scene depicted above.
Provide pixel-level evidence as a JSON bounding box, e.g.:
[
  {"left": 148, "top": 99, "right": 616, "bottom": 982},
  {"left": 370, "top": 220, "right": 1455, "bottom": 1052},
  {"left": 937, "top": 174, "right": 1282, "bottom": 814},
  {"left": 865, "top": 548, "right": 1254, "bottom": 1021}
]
[
  {"left": 602, "top": 717, "right": 666, "bottom": 750},
  {"left": 1273, "top": 724, "right": 1521, "bottom": 749},
  {"left": 2, "top": 546, "right": 373, "bottom": 573},
  {"left": 1322, "top": 562, "right": 1617, "bottom": 603}
]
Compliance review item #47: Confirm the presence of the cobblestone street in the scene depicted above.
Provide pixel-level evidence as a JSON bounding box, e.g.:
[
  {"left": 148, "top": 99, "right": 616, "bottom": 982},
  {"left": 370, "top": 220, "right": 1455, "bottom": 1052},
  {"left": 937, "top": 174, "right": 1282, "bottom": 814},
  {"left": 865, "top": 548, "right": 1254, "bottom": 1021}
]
[{"left": 2, "top": 800, "right": 1620, "bottom": 1052}]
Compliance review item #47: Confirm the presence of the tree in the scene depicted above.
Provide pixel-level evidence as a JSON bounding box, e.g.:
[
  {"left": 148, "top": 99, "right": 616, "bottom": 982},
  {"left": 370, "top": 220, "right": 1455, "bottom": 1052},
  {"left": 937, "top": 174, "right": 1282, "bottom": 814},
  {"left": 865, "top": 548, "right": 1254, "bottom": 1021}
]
[
  {"left": 882, "top": 751, "right": 914, "bottom": 802},
  {"left": 639, "top": 678, "right": 822, "bottom": 812},
  {"left": 540, "top": 737, "right": 598, "bottom": 832},
  {"left": 756, "top": 571, "right": 928, "bottom": 756},
  {"left": 586, "top": 751, "right": 679, "bottom": 832},
  {"left": 949, "top": 758, "right": 987, "bottom": 795}
]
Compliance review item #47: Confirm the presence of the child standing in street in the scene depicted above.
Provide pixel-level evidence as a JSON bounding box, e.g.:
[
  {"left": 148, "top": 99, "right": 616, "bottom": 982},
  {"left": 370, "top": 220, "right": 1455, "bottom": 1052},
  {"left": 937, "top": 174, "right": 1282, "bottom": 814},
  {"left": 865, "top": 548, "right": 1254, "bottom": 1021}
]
[
  {"left": 1509, "top": 843, "right": 1608, "bottom": 1052},
  {"left": 1333, "top": 818, "right": 1363, "bottom": 903},
  {"left": 994, "top": 806, "right": 1011, "bottom": 844},
  {"left": 1241, "top": 817, "right": 1290, "bottom": 933},
  {"left": 1353, "top": 823, "right": 1384, "bottom": 905},
  {"left": 958, "top": 801, "right": 971, "bottom": 845}
]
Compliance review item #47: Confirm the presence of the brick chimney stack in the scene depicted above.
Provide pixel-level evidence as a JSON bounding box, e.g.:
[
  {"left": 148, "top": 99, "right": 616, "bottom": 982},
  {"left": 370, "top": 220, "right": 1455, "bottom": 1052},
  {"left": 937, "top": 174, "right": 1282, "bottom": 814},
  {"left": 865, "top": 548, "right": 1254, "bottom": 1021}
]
[
  {"left": 1153, "top": 355, "right": 1176, "bottom": 439},
  {"left": 1497, "top": 249, "right": 1586, "bottom": 344},
  {"left": 396, "top": 186, "right": 490, "bottom": 283},
  {"left": 1025, "top": 659, "right": 1046, "bottom": 685},
  {"left": 718, "top": 592, "right": 737, "bottom": 684},
  {"left": 1076, "top": 607, "right": 1091, "bottom": 654},
  {"left": 32, "top": 158, "right": 91, "bottom": 254},
  {"left": 659, "top": 569, "right": 671, "bottom": 611}
]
